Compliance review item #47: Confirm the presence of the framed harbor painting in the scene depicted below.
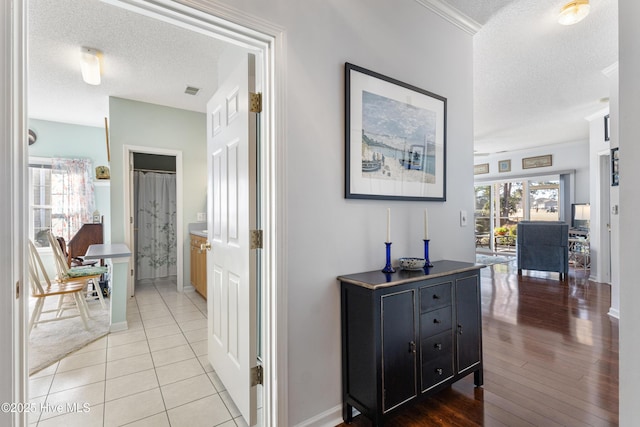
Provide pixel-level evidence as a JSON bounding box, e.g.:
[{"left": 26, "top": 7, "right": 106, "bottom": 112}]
[{"left": 345, "top": 63, "right": 447, "bottom": 201}]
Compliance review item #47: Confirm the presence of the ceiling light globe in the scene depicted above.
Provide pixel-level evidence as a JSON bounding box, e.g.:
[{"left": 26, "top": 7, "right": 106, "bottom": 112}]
[
  {"left": 558, "top": 1, "right": 590, "bottom": 26},
  {"left": 80, "top": 47, "right": 102, "bottom": 85}
]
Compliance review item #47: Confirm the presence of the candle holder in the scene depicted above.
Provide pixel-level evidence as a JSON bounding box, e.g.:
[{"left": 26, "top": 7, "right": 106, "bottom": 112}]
[
  {"left": 382, "top": 242, "right": 396, "bottom": 273},
  {"left": 423, "top": 239, "right": 434, "bottom": 268}
]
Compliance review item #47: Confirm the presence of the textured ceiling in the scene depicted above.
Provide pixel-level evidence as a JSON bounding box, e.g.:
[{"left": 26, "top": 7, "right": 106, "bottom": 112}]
[
  {"left": 465, "top": 0, "right": 618, "bottom": 154},
  {"left": 28, "top": 0, "right": 230, "bottom": 127},
  {"left": 28, "top": 0, "right": 618, "bottom": 155}
]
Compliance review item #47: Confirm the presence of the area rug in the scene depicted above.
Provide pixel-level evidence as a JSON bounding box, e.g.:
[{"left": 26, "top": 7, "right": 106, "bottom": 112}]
[
  {"left": 476, "top": 254, "right": 515, "bottom": 266},
  {"left": 28, "top": 299, "right": 110, "bottom": 375}
]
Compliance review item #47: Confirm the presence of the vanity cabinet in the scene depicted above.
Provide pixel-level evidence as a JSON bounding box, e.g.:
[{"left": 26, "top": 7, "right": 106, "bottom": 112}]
[
  {"left": 190, "top": 234, "right": 207, "bottom": 298},
  {"left": 339, "top": 261, "right": 483, "bottom": 426}
]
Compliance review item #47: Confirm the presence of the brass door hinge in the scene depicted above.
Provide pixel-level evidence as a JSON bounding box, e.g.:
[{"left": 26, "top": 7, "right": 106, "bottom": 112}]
[
  {"left": 249, "top": 92, "right": 262, "bottom": 113},
  {"left": 250, "top": 229, "right": 263, "bottom": 250},
  {"left": 251, "top": 365, "right": 263, "bottom": 386},
  {"left": 16, "top": 281, "right": 20, "bottom": 299}
]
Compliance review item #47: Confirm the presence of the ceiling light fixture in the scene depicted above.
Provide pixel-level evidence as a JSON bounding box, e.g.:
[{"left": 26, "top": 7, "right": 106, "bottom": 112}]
[
  {"left": 558, "top": 0, "right": 590, "bottom": 26},
  {"left": 80, "top": 47, "right": 102, "bottom": 85}
]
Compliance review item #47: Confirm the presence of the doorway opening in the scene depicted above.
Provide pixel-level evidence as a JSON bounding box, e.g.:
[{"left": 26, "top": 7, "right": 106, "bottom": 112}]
[
  {"left": 13, "top": 0, "right": 286, "bottom": 425},
  {"left": 127, "top": 150, "right": 182, "bottom": 297}
]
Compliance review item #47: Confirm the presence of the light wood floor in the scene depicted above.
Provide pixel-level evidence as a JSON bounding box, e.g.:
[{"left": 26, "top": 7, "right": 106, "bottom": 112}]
[{"left": 338, "top": 261, "right": 618, "bottom": 426}]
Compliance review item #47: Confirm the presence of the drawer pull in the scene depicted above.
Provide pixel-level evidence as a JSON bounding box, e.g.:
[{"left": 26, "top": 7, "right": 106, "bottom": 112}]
[
  {"left": 435, "top": 368, "right": 443, "bottom": 375},
  {"left": 432, "top": 294, "right": 440, "bottom": 299},
  {"left": 409, "top": 341, "right": 416, "bottom": 354},
  {"left": 433, "top": 318, "right": 441, "bottom": 324},
  {"left": 458, "top": 324, "right": 463, "bottom": 335},
  {"left": 434, "top": 343, "right": 442, "bottom": 350}
]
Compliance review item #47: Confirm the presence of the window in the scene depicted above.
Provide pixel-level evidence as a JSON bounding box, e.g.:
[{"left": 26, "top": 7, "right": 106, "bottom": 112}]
[
  {"left": 30, "top": 163, "right": 52, "bottom": 247},
  {"left": 529, "top": 180, "right": 560, "bottom": 221},
  {"left": 29, "top": 158, "right": 96, "bottom": 248},
  {"left": 475, "top": 175, "right": 562, "bottom": 252}
]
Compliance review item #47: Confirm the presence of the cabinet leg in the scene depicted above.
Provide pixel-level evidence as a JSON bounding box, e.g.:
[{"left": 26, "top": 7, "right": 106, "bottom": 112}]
[
  {"left": 474, "top": 368, "right": 484, "bottom": 386},
  {"left": 343, "top": 403, "right": 353, "bottom": 423}
]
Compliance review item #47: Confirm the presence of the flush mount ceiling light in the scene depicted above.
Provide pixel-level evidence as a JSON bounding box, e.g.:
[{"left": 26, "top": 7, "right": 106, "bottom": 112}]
[
  {"left": 80, "top": 47, "right": 102, "bottom": 85},
  {"left": 558, "top": 0, "right": 590, "bottom": 25}
]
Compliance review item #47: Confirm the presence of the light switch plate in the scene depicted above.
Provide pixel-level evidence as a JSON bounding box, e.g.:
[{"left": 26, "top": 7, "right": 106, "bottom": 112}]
[
  {"left": 460, "top": 210, "right": 468, "bottom": 227},
  {"left": 197, "top": 212, "right": 206, "bottom": 221}
]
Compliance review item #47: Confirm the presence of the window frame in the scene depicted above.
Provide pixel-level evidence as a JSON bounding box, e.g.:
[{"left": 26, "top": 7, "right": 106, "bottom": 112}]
[{"left": 28, "top": 157, "right": 54, "bottom": 251}]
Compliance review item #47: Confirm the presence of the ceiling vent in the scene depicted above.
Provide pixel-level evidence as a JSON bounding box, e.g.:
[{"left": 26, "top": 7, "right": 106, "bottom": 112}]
[{"left": 184, "top": 86, "right": 200, "bottom": 96}]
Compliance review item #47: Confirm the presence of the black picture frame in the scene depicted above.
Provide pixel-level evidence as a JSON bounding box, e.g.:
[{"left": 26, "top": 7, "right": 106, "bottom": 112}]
[
  {"left": 611, "top": 147, "right": 619, "bottom": 186},
  {"left": 345, "top": 63, "right": 447, "bottom": 201}
]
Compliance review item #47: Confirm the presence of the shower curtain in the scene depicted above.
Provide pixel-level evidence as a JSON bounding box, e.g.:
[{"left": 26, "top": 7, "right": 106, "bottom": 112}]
[{"left": 134, "top": 171, "right": 177, "bottom": 280}]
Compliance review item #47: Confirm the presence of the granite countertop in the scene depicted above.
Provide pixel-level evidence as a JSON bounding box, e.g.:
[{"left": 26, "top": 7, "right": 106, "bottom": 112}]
[
  {"left": 337, "top": 260, "right": 484, "bottom": 290},
  {"left": 188, "top": 222, "right": 207, "bottom": 238}
]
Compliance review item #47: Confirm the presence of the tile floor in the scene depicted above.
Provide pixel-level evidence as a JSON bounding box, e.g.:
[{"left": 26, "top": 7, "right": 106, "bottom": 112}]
[{"left": 28, "top": 277, "right": 250, "bottom": 427}]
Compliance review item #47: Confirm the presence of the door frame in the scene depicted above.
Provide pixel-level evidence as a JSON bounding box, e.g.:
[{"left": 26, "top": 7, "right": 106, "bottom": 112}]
[
  {"left": 109, "top": 3, "right": 289, "bottom": 424},
  {"left": 123, "top": 145, "right": 183, "bottom": 296},
  {"left": 1, "top": 1, "right": 28, "bottom": 424},
  {"left": 102, "top": 0, "right": 288, "bottom": 426},
  {"left": 6, "top": 0, "right": 288, "bottom": 426},
  {"left": 596, "top": 150, "right": 612, "bottom": 284}
]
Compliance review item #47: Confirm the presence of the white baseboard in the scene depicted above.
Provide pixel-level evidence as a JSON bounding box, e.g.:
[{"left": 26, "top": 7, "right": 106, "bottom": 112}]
[
  {"left": 608, "top": 308, "right": 620, "bottom": 319},
  {"left": 292, "top": 404, "right": 343, "bottom": 427},
  {"left": 109, "top": 321, "right": 129, "bottom": 332},
  {"left": 293, "top": 404, "right": 362, "bottom": 427}
]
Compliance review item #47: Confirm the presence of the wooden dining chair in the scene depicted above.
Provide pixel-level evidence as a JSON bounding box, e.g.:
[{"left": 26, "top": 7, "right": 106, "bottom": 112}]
[
  {"left": 48, "top": 231, "right": 108, "bottom": 309},
  {"left": 27, "top": 240, "right": 90, "bottom": 335}
]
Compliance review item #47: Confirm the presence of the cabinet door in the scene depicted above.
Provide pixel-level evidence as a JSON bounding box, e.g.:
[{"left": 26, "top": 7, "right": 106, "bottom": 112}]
[
  {"left": 190, "top": 238, "right": 198, "bottom": 287},
  {"left": 381, "top": 290, "right": 417, "bottom": 412},
  {"left": 455, "top": 276, "right": 481, "bottom": 373}
]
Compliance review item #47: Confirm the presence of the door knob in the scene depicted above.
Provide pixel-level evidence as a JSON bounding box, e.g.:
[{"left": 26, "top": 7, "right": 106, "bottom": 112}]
[{"left": 200, "top": 241, "right": 212, "bottom": 251}]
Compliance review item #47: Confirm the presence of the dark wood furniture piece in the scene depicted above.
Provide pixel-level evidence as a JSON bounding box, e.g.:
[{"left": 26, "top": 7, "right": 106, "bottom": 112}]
[
  {"left": 338, "top": 260, "right": 484, "bottom": 426},
  {"left": 66, "top": 223, "right": 104, "bottom": 267}
]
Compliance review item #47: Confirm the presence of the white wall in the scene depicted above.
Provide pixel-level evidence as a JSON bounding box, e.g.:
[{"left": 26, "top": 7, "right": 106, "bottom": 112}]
[
  {"left": 587, "top": 108, "right": 613, "bottom": 287},
  {"left": 474, "top": 140, "right": 590, "bottom": 202},
  {"left": 619, "top": 0, "right": 640, "bottom": 423},
  {"left": 211, "top": 0, "right": 475, "bottom": 424},
  {"left": 108, "top": 97, "right": 207, "bottom": 289}
]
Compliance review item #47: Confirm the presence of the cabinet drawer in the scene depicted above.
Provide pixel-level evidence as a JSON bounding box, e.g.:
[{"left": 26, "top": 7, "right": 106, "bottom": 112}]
[
  {"left": 421, "top": 330, "right": 452, "bottom": 361},
  {"left": 421, "top": 355, "right": 454, "bottom": 391},
  {"left": 420, "top": 306, "right": 452, "bottom": 338},
  {"left": 420, "top": 282, "right": 452, "bottom": 312}
]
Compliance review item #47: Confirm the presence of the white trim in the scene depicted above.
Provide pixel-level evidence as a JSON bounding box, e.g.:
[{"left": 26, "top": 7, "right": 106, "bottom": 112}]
[
  {"left": 584, "top": 107, "right": 609, "bottom": 121},
  {"left": 608, "top": 308, "right": 620, "bottom": 319},
  {"left": 2, "top": 1, "right": 28, "bottom": 425},
  {"left": 292, "top": 404, "right": 343, "bottom": 427},
  {"left": 109, "top": 321, "right": 129, "bottom": 332},
  {"left": 110, "top": 2, "right": 288, "bottom": 425},
  {"left": 123, "top": 145, "right": 184, "bottom": 295},
  {"left": 413, "top": 0, "right": 481, "bottom": 35}
]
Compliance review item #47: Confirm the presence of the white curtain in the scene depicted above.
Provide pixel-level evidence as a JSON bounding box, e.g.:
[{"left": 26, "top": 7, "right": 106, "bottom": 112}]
[
  {"left": 51, "top": 158, "right": 96, "bottom": 242},
  {"left": 134, "top": 171, "right": 177, "bottom": 280}
]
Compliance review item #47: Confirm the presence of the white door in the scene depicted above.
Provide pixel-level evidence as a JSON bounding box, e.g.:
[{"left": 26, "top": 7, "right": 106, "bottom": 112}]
[
  {"left": 206, "top": 53, "right": 258, "bottom": 426},
  {"left": 128, "top": 151, "right": 136, "bottom": 297}
]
